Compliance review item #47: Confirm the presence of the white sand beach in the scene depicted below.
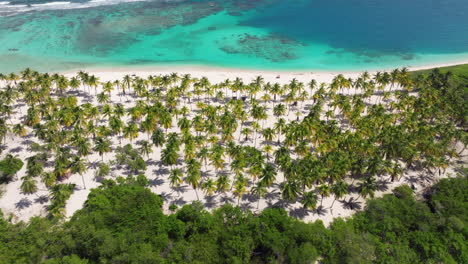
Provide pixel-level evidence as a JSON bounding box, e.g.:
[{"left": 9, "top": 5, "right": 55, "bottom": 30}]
[{"left": 0, "top": 65, "right": 466, "bottom": 226}]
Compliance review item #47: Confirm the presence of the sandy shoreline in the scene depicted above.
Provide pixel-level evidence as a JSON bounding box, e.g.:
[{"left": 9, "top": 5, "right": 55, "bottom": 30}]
[
  {"left": 60, "top": 59, "right": 468, "bottom": 75},
  {"left": 57, "top": 60, "right": 468, "bottom": 87}
]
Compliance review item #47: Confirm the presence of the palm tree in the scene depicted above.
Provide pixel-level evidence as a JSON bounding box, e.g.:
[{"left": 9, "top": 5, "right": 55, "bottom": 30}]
[
  {"left": 49, "top": 183, "right": 76, "bottom": 218},
  {"left": 281, "top": 181, "right": 299, "bottom": 202},
  {"left": 41, "top": 172, "right": 57, "bottom": 188},
  {"left": 259, "top": 163, "right": 276, "bottom": 187},
  {"left": 186, "top": 160, "right": 201, "bottom": 200},
  {"left": 169, "top": 168, "right": 183, "bottom": 195},
  {"left": 215, "top": 173, "right": 230, "bottom": 195},
  {"left": 317, "top": 184, "right": 331, "bottom": 207},
  {"left": 94, "top": 137, "right": 111, "bottom": 161},
  {"left": 197, "top": 147, "right": 210, "bottom": 171},
  {"left": 161, "top": 146, "right": 178, "bottom": 168},
  {"left": 137, "top": 140, "right": 153, "bottom": 160},
  {"left": 300, "top": 191, "right": 318, "bottom": 211},
  {"left": 201, "top": 179, "right": 216, "bottom": 196},
  {"left": 123, "top": 123, "right": 139, "bottom": 143},
  {"left": 262, "top": 127, "right": 275, "bottom": 143},
  {"left": 95, "top": 162, "right": 111, "bottom": 180},
  {"left": 241, "top": 127, "right": 252, "bottom": 142},
  {"left": 330, "top": 180, "right": 349, "bottom": 210},
  {"left": 12, "top": 124, "right": 27, "bottom": 138},
  {"left": 20, "top": 176, "right": 37, "bottom": 194},
  {"left": 151, "top": 129, "right": 166, "bottom": 148},
  {"left": 357, "top": 177, "right": 378, "bottom": 199},
  {"left": 75, "top": 137, "right": 92, "bottom": 158},
  {"left": 251, "top": 181, "right": 268, "bottom": 209},
  {"left": 262, "top": 145, "right": 273, "bottom": 161},
  {"left": 233, "top": 174, "right": 248, "bottom": 205},
  {"left": 70, "top": 156, "right": 88, "bottom": 189}
]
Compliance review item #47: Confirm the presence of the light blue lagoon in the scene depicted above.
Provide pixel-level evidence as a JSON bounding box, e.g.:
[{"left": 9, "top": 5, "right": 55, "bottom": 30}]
[{"left": 0, "top": 0, "right": 467, "bottom": 72}]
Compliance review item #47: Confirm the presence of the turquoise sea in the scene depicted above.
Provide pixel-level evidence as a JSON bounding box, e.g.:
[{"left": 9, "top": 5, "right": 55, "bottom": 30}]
[{"left": 0, "top": 0, "right": 467, "bottom": 72}]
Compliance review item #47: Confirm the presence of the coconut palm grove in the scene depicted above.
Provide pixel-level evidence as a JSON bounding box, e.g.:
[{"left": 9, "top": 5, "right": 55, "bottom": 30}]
[{"left": 0, "top": 65, "right": 466, "bottom": 263}]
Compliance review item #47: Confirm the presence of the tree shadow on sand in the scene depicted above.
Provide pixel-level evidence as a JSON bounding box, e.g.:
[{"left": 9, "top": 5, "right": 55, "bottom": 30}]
[
  {"left": 340, "top": 197, "right": 362, "bottom": 210},
  {"left": 204, "top": 195, "right": 218, "bottom": 208},
  {"left": 220, "top": 194, "right": 235, "bottom": 204},
  {"left": 265, "top": 190, "right": 280, "bottom": 201},
  {"left": 170, "top": 185, "right": 189, "bottom": 195},
  {"left": 404, "top": 172, "right": 435, "bottom": 188},
  {"left": 376, "top": 180, "right": 390, "bottom": 192},
  {"left": 148, "top": 178, "right": 165, "bottom": 187},
  {"left": 242, "top": 193, "right": 258, "bottom": 203},
  {"left": 315, "top": 205, "right": 329, "bottom": 216},
  {"left": 289, "top": 207, "right": 309, "bottom": 219},
  {"left": 158, "top": 191, "right": 173, "bottom": 202},
  {"left": 153, "top": 167, "right": 169, "bottom": 176},
  {"left": 268, "top": 199, "right": 294, "bottom": 210},
  {"left": 34, "top": 195, "right": 49, "bottom": 204},
  {"left": 15, "top": 197, "right": 32, "bottom": 209},
  {"left": 8, "top": 146, "right": 23, "bottom": 153},
  {"left": 240, "top": 202, "right": 255, "bottom": 212},
  {"left": 172, "top": 197, "right": 187, "bottom": 206},
  {"left": 146, "top": 159, "right": 161, "bottom": 166}
]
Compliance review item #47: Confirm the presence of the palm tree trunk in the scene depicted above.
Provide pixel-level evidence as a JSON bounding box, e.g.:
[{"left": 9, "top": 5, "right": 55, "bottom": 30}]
[{"left": 81, "top": 174, "right": 86, "bottom": 189}]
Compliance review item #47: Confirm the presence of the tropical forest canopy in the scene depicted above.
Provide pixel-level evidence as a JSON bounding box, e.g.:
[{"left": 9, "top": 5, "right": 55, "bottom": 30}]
[{"left": 0, "top": 175, "right": 467, "bottom": 263}]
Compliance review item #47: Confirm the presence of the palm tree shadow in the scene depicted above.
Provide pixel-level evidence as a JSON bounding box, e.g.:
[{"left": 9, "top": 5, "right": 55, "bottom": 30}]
[
  {"left": 15, "top": 198, "right": 32, "bottom": 209},
  {"left": 315, "top": 206, "right": 328, "bottom": 216},
  {"left": 340, "top": 197, "right": 362, "bottom": 210},
  {"left": 146, "top": 160, "right": 160, "bottom": 166},
  {"left": 289, "top": 207, "right": 309, "bottom": 219},
  {"left": 242, "top": 193, "right": 258, "bottom": 203},
  {"left": 405, "top": 172, "right": 433, "bottom": 188},
  {"left": 220, "top": 195, "right": 235, "bottom": 204},
  {"left": 377, "top": 180, "right": 390, "bottom": 192},
  {"left": 201, "top": 170, "right": 212, "bottom": 178},
  {"left": 172, "top": 197, "right": 187, "bottom": 206},
  {"left": 347, "top": 183, "right": 359, "bottom": 194},
  {"left": 265, "top": 191, "right": 280, "bottom": 201},
  {"left": 158, "top": 191, "right": 173, "bottom": 202},
  {"left": 148, "top": 178, "right": 165, "bottom": 187},
  {"left": 34, "top": 195, "right": 49, "bottom": 204},
  {"left": 240, "top": 202, "right": 255, "bottom": 212},
  {"left": 153, "top": 167, "right": 169, "bottom": 176},
  {"left": 268, "top": 199, "right": 292, "bottom": 209},
  {"left": 204, "top": 195, "right": 218, "bottom": 208},
  {"left": 88, "top": 161, "right": 100, "bottom": 170},
  {"left": 9, "top": 146, "right": 23, "bottom": 153},
  {"left": 170, "top": 185, "right": 189, "bottom": 195},
  {"left": 22, "top": 139, "right": 34, "bottom": 147}
]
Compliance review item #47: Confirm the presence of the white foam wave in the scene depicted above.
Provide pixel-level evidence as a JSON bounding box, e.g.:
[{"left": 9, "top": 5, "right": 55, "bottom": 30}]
[
  {"left": 0, "top": 0, "right": 179, "bottom": 17},
  {"left": 31, "top": 1, "right": 71, "bottom": 7}
]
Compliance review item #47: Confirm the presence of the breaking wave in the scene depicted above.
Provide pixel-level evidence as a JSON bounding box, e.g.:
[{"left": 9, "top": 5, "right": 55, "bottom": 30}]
[{"left": 0, "top": 0, "right": 186, "bottom": 16}]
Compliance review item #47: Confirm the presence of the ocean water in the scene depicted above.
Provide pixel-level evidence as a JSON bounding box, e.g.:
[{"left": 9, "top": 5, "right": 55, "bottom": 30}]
[{"left": 0, "top": 0, "right": 467, "bottom": 72}]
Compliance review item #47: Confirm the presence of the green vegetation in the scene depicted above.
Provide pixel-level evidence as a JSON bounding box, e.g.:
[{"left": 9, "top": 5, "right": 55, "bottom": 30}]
[
  {"left": 411, "top": 63, "right": 468, "bottom": 77},
  {"left": 0, "top": 176, "right": 466, "bottom": 263},
  {"left": 0, "top": 154, "right": 23, "bottom": 184}
]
